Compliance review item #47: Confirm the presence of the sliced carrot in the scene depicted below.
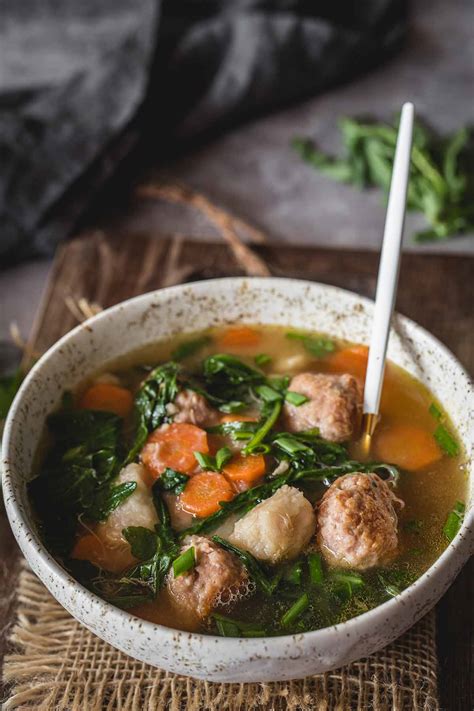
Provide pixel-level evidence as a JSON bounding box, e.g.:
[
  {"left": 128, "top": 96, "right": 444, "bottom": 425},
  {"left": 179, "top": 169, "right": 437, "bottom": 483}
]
[
  {"left": 374, "top": 423, "right": 442, "bottom": 471},
  {"left": 71, "top": 534, "right": 134, "bottom": 573},
  {"left": 216, "top": 326, "right": 261, "bottom": 349},
  {"left": 141, "top": 422, "right": 209, "bottom": 479},
  {"left": 79, "top": 382, "right": 133, "bottom": 418},
  {"left": 220, "top": 414, "right": 258, "bottom": 423},
  {"left": 223, "top": 453, "right": 266, "bottom": 485},
  {"left": 179, "top": 471, "right": 234, "bottom": 517},
  {"left": 327, "top": 345, "right": 369, "bottom": 380}
]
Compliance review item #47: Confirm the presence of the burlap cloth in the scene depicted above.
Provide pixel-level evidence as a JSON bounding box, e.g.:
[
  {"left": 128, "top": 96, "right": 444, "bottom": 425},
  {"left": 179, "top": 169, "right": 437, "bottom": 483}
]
[{"left": 3, "top": 562, "right": 438, "bottom": 711}]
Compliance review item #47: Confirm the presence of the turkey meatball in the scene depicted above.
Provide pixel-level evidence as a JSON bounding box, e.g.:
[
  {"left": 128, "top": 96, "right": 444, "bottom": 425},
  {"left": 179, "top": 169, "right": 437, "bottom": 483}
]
[
  {"left": 283, "top": 372, "right": 361, "bottom": 442},
  {"left": 317, "top": 473, "right": 403, "bottom": 570},
  {"left": 167, "top": 535, "right": 250, "bottom": 620},
  {"left": 168, "top": 389, "right": 219, "bottom": 427},
  {"left": 228, "top": 485, "right": 316, "bottom": 564}
]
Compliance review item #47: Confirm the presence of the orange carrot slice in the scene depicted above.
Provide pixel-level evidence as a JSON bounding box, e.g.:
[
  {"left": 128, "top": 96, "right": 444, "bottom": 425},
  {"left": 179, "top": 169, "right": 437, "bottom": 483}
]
[
  {"left": 327, "top": 345, "right": 369, "bottom": 380},
  {"left": 220, "top": 414, "right": 258, "bottom": 423},
  {"left": 374, "top": 423, "right": 442, "bottom": 471},
  {"left": 180, "top": 471, "right": 234, "bottom": 517},
  {"left": 79, "top": 383, "right": 133, "bottom": 418},
  {"left": 223, "top": 453, "right": 266, "bottom": 485},
  {"left": 216, "top": 326, "right": 261, "bottom": 349},
  {"left": 141, "top": 422, "right": 209, "bottom": 479}
]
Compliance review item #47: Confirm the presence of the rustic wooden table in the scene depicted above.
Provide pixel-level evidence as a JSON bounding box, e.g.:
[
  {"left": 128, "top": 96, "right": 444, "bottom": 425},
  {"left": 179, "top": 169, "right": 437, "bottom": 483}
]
[{"left": 1, "top": 232, "right": 472, "bottom": 709}]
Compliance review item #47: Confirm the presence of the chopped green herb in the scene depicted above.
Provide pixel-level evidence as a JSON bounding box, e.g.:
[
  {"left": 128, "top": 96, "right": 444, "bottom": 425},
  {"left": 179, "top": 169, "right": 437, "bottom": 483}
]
[
  {"left": 293, "top": 117, "right": 474, "bottom": 243},
  {"left": 331, "top": 571, "right": 364, "bottom": 601},
  {"left": 443, "top": 501, "right": 465, "bottom": 541},
  {"left": 255, "top": 384, "right": 283, "bottom": 402},
  {"left": 194, "top": 447, "right": 233, "bottom": 472},
  {"left": 285, "top": 332, "right": 335, "bottom": 358},
  {"left": 171, "top": 336, "right": 211, "bottom": 361},
  {"left": 434, "top": 424, "right": 460, "bottom": 457},
  {"left": 429, "top": 402, "right": 443, "bottom": 421},
  {"left": 254, "top": 353, "right": 272, "bottom": 367},
  {"left": 307, "top": 552, "right": 324, "bottom": 585},
  {"left": 281, "top": 592, "right": 309, "bottom": 627},
  {"left": 212, "top": 613, "right": 266, "bottom": 637},
  {"left": 172, "top": 546, "right": 196, "bottom": 577},
  {"left": 243, "top": 400, "right": 282, "bottom": 455},
  {"left": 285, "top": 391, "right": 309, "bottom": 407}
]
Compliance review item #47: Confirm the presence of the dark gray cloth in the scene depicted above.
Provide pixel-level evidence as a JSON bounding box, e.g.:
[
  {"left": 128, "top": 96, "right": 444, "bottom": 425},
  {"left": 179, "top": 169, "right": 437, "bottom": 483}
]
[{"left": 0, "top": 0, "right": 407, "bottom": 264}]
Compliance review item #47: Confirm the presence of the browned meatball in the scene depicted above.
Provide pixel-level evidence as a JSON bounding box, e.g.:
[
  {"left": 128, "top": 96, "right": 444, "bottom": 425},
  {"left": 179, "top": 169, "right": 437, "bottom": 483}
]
[
  {"left": 168, "top": 389, "right": 219, "bottom": 427},
  {"left": 283, "top": 372, "right": 361, "bottom": 442},
  {"left": 167, "top": 535, "right": 251, "bottom": 620},
  {"left": 317, "top": 473, "right": 403, "bottom": 569}
]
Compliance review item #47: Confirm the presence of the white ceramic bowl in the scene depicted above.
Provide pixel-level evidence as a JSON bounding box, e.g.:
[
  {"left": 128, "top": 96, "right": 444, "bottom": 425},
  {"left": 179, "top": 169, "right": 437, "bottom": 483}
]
[{"left": 3, "top": 278, "right": 473, "bottom": 682}]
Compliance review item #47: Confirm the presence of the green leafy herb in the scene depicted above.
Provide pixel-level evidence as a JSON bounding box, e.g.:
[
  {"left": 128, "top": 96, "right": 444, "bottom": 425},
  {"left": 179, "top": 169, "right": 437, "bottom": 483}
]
[
  {"left": 28, "top": 409, "right": 129, "bottom": 555},
  {"left": 281, "top": 592, "right": 309, "bottom": 627},
  {"left": 123, "top": 526, "right": 159, "bottom": 560},
  {"left": 293, "top": 117, "right": 474, "bottom": 243},
  {"left": 156, "top": 468, "right": 189, "bottom": 494},
  {"left": 284, "top": 559, "right": 303, "bottom": 586},
  {"left": 212, "top": 613, "right": 266, "bottom": 638},
  {"left": 0, "top": 369, "right": 23, "bottom": 420},
  {"left": 443, "top": 501, "right": 465, "bottom": 542},
  {"left": 172, "top": 546, "right": 196, "bottom": 577},
  {"left": 212, "top": 536, "right": 281, "bottom": 596},
  {"left": 255, "top": 384, "right": 282, "bottom": 403},
  {"left": 331, "top": 571, "right": 364, "bottom": 601},
  {"left": 285, "top": 391, "right": 309, "bottom": 407},
  {"left": 194, "top": 447, "right": 233, "bottom": 472},
  {"left": 243, "top": 400, "right": 282, "bottom": 455},
  {"left": 308, "top": 552, "right": 324, "bottom": 585},
  {"left": 434, "top": 424, "right": 460, "bottom": 457},
  {"left": 171, "top": 336, "right": 211, "bottom": 361},
  {"left": 254, "top": 353, "right": 272, "bottom": 367},
  {"left": 285, "top": 332, "right": 335, "bottom": 358},
  {"left": 100, "top": 488, "right": 180, "bottom": 608},
  {"left": 126, "top": 362, "right": 180, "bottom": 462}
]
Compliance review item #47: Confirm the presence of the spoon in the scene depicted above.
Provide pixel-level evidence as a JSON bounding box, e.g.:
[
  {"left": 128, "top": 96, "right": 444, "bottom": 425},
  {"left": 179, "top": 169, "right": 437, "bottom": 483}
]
[{"left": 360, "top": 102, "right": 415, "bottom": 455}]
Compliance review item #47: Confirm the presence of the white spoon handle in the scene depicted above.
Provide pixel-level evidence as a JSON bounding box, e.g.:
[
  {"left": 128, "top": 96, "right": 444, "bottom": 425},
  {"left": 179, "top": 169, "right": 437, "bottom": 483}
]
[{"left": 363, "top": 102, "right": 414, "bottom": 417}]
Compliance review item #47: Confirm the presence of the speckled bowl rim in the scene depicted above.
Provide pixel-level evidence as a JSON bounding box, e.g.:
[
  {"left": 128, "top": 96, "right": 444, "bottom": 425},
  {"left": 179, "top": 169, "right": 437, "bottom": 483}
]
[{"left": 2, "top": 277, "right": 473, "bottom": 657}]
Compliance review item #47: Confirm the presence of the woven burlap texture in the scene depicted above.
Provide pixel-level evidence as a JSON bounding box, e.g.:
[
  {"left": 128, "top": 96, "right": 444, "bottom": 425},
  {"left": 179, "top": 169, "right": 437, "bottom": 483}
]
[{"left": 3, "top": 563, "right": 438, "bottom": 711}]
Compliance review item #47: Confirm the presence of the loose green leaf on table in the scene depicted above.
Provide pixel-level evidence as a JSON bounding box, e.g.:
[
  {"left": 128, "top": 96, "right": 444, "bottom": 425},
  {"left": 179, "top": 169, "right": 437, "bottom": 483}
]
[{"left": 293, "top": 117, "right": 474, "bottom": 242}]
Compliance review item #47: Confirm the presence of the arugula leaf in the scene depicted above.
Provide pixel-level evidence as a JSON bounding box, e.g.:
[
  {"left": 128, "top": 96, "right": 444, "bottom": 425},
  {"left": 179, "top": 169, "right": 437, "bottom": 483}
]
[
  {"left": 171, "top": 336, "right": 211, "bottom": 361},
  {"left": 126, "top": 362, "right": 180, "bottom": 462},
  {"left": 123, "top": 526, "right": 159, "bottom": 560},
  {"left": 285, "top": 332, "right": 335, "bottom": 358},
  {"left": 294, "top": 117, "right": 474, "bottom": 243},
  {"left": 157, "top": 468, "right": 189, "bottom": 494},
  {"left": 0, "top": 369, "right": 23, "bottom": 419},
  {"left": 28, "top": 409, "right": 130, "bottom": 555}
]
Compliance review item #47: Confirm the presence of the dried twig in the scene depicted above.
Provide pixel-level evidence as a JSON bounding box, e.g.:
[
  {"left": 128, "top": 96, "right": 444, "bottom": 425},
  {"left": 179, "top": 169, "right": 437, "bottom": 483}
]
[{"left": 136, "top": 182, "right": 271, "bottom": 277}]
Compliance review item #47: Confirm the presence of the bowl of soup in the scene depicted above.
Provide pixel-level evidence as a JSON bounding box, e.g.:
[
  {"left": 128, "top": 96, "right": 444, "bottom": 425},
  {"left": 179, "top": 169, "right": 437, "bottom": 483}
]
[{"left": 2, "top": 277, "right": 473, "bottom": 681}]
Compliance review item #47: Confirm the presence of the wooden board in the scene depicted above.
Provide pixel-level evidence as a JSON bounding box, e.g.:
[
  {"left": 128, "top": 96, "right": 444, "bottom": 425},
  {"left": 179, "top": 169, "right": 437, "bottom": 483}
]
[{"left": 1, "top": 231, "right": 473, "bottom": 709}]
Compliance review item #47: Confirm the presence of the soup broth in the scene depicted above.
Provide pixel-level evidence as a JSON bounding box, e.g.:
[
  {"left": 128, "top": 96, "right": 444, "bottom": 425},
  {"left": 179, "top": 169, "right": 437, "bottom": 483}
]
[{"left": 29, "top": 325, "right": 468, "bottom": 637}]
